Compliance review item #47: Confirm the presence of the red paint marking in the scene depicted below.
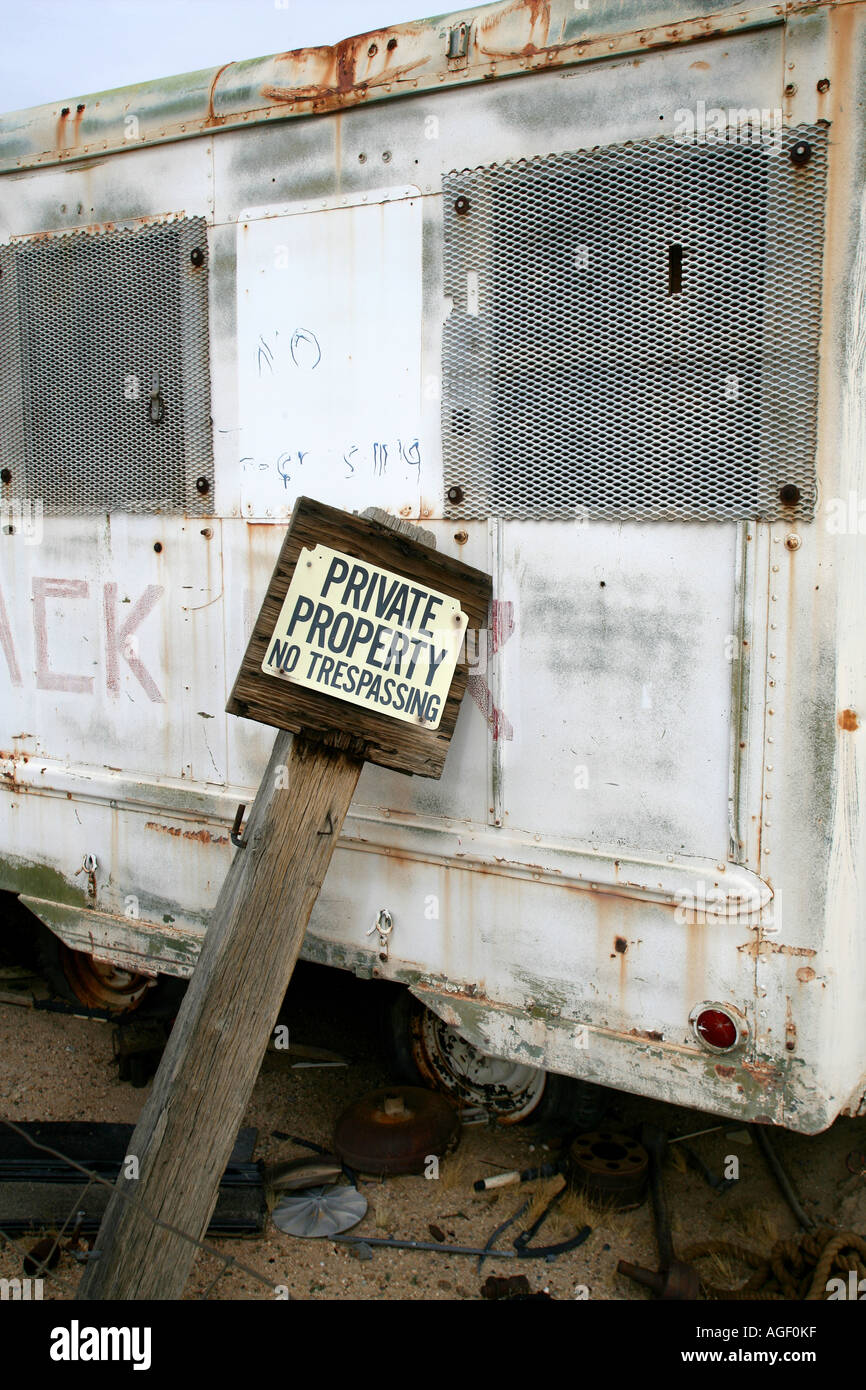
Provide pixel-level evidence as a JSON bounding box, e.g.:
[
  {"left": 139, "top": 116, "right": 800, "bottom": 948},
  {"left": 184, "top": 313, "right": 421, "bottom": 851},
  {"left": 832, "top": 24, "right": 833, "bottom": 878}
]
[
  {"left": 467, "top": 599, "right": 516, "bottom": 740},
  {"left": 467, "top": 674, "right": 513, "bottom": 741},
  {"left": 489, "top": 599, "right": 514, "bottom": 655},
  {"left": 33, "top": 578, "right": 94, "bottom": 694},
  {"left": 104, "top": 583, "right": 164, "bottom": 703},
  {"left": 0, "top": 586, "right": 22, "bottom": 687}
]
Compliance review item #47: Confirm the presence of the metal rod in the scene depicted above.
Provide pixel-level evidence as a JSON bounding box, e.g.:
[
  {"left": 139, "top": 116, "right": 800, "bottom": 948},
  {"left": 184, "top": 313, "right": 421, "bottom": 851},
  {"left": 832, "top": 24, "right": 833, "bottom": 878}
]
[
  {"left": 751, "top": 1124, "right": 816, "bottom": 1232},
  {"left": 335, "top": 1234, "right": 518, "bottom": 1258}
]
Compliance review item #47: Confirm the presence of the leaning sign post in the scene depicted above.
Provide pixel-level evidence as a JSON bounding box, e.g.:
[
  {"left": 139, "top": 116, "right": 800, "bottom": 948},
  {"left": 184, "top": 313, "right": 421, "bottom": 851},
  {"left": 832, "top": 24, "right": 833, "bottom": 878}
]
[{"left": 77, "top": 497, "right": 491, "bottom": 1300}]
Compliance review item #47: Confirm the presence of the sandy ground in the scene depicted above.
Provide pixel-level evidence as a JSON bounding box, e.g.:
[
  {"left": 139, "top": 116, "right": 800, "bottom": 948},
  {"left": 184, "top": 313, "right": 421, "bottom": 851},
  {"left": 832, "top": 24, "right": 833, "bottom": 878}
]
[{"left": 1, "top": 958, "right": 864, "bottom": 1302}]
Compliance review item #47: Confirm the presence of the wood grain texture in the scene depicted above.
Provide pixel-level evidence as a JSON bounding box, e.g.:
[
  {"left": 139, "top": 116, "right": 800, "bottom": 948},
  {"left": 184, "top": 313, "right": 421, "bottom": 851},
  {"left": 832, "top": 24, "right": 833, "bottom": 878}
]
[
  {"left": 227, "top": 497, "right": 492, "bottom": 779},
  {"left": 76, "top": 731, "right": 362, "bottom": 1301}
]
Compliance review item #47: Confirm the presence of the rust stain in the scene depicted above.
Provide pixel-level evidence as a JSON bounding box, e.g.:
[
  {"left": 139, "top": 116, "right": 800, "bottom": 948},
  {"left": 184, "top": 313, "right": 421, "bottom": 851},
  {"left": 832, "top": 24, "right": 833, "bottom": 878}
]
[
  {"left": 261, "top": 33, "right": 426, "bottom": 108},
  {"left": 837, "top": 708, "right": 859, "bottom": 731},
  {"left": 715, "top": 1064, "right": 736, "bottom": 1079},
  {"left": 689, "top": 60, "right": 711, "bottom": 69},
  {"left": 629, "top": 1027, "right": 663, "bottom": 1042},
  {"left": 742, "top": 1058, "right": 779, "bottom": 1087},
  {"left": 796, "top": 966, "right": 816, "bottom": 983},
  {"left": 15, "top": 213, "right": 176, "bottom": 244},
  {"left": 785, "top": 996, "right": 797, "bottom": 1053},
  {"left": 206, "top": 61, "right": 235, "bottom": 127},
  {"left": 335, "top": 37, "right": 358, "bottom": 91},
  {"left": 144, "top": 820, "right": 228, "bottom": 845},
  {"left": 478, "top": 0, "right": 550, "bottom": 35},
  {"left": 614, "top": 935, "right": 628, "bottom": 954},
  {"left": 414, "top": 980, "right": 490, "bottom": 1007},
  {"left": 738, "top": 939, "right": 816, "bottom": 959}
]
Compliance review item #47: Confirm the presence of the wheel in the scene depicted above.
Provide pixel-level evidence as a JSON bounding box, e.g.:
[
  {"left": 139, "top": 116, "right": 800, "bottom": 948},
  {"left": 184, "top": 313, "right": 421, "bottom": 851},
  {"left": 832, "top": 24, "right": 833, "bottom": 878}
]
[
  {"left": 36, "top": 926, "right": 154, "bottom": 1015},
  {"left": 384, "top": 988, "right": 609, "bottom": 1128}
]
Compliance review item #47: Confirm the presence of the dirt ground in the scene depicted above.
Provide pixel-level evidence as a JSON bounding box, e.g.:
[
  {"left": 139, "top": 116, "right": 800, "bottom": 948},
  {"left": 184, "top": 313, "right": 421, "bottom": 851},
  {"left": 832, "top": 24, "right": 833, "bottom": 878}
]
[{"left": 1, "top": 956, "right": 864, "bottom": 1302}]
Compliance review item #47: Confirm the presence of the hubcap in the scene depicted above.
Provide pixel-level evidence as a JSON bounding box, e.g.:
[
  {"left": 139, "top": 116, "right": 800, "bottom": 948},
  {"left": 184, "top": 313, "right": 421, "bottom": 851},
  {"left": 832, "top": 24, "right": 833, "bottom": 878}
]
[{"left": 410, "top": 1006, "right": 546, "bottom": 1122}]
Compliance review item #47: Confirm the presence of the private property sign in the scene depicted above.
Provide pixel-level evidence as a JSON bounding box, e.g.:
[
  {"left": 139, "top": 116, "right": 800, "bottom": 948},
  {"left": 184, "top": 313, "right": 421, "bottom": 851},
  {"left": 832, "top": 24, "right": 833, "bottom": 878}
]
[
  {"left": 228, "top": 497, "right": 491, "bottom": 778},
  {"left": 261, "top": 544, "right": 468, "bottom": 730}
]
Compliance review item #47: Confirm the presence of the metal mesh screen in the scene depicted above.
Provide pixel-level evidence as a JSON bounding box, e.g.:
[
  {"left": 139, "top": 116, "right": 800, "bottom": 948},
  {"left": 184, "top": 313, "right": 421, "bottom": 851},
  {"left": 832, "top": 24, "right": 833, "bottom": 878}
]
[
  {"left": 0, "top": 216, "right": 213, "bottom": 515},
  {"left": 442, "top": 126, "right": 827, "bottom": 522}
]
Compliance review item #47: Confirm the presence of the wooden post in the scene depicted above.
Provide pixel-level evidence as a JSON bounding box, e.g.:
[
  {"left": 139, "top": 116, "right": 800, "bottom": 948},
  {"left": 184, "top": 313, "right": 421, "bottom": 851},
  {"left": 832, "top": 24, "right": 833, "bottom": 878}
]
[
  {"left": 77, "top": 497, "right": 490, "bottom": 1301},
  {"left": 76, "top": 731, "right": 361, "bottom": 1299}
]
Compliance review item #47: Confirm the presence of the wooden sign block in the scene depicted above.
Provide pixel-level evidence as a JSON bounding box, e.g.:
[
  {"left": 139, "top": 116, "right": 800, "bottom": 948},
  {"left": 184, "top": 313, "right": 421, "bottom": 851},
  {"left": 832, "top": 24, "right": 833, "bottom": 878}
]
[{"left": 227, "top": 496, "right": 492, "bottom": 778}]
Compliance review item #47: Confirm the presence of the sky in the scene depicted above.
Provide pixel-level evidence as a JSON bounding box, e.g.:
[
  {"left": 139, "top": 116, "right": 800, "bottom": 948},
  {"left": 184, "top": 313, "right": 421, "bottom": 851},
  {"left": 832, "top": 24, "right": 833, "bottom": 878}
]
[{"left": 0, "top": 0, "right": 439, "bottom": 112}]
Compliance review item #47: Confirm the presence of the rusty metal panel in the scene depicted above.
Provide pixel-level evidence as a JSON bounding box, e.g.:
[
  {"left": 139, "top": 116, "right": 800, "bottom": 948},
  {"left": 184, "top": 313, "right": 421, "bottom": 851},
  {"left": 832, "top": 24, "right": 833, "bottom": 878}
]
[
  {"left": 0, "top": 217, "right": 213, "bottom": 515},
  {"left": 0, "top": 1, "right": 789, "bottom": 175},
  {"left": 442, "top": 127, "right": 827, "bottom": 522}
]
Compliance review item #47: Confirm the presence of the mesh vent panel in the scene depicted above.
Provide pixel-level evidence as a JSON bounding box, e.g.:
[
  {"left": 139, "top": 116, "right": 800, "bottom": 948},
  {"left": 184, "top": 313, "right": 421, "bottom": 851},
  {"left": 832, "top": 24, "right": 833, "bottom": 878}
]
[
  {"left": 442, "top": 126, "right": 827, "bottom": 521},
  {"left": 0, "top": 216, "right": 213, "bottom": 515}
]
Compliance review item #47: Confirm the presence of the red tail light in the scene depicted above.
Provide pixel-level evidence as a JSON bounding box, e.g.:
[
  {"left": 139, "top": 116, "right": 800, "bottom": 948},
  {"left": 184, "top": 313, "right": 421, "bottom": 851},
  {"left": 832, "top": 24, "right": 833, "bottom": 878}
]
[{"left": 689, "top": 1002, "right": 746, "bottom": 1053}]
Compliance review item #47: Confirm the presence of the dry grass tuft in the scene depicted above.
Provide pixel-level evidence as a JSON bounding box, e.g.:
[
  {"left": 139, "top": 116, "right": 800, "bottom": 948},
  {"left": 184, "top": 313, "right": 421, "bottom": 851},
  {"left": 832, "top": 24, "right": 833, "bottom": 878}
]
[
  {"left": 438, "top": 1147, "right": 474, "bottom": 1191},
  {"left": 726, "top": 1205, "right": 780, "bottom": 1248}
]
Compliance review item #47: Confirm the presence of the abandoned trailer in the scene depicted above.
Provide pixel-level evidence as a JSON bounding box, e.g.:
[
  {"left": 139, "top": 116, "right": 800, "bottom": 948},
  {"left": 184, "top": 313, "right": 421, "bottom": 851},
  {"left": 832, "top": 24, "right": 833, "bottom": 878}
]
[{"left": 0, "top": 0, "right": 865, "bottom": 1318}]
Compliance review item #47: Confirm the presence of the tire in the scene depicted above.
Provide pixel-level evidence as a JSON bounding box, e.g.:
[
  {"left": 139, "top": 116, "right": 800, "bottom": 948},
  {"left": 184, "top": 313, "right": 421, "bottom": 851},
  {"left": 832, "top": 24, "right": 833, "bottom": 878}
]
[{"left": 383, "top": 987, "right": 609, "bottom": 1129}]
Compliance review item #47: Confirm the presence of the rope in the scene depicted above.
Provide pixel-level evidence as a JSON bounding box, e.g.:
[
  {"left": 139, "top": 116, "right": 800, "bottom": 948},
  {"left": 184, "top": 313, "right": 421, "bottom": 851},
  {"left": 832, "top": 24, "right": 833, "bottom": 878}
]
[{"left": 682, "top": 1229, "right": 866, "bottom": 1300}]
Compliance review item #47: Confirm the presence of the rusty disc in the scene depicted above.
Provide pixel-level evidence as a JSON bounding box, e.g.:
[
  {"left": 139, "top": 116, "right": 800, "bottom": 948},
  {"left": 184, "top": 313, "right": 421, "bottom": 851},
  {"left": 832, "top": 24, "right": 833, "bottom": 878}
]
[
  {"left": 334, "top": 1086, "right": 460, "bottom": 1176},
  {"left": 57, "top": 943, "right": 152, "bottom": 1015},
  {"left": 569, "top": 1130, "right": 649, "bottom": 1208}
]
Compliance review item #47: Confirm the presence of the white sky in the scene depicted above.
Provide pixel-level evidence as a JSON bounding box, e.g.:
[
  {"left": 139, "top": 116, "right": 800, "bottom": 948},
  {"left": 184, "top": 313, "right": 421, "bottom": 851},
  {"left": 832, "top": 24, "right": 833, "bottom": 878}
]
[{"left": 0, "top": 0, "right": 440, "bottom": 113}]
